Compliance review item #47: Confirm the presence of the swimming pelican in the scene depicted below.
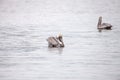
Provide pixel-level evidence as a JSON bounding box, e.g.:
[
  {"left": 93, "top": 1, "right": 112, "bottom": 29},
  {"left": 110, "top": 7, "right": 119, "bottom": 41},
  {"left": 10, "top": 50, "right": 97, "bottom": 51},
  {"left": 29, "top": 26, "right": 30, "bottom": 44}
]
[
  {"left": 97, "top": 16, "right": 112, "bottom": 30},
  {"left": 47, "top": 34, "right": 65, "bottom": 48}
]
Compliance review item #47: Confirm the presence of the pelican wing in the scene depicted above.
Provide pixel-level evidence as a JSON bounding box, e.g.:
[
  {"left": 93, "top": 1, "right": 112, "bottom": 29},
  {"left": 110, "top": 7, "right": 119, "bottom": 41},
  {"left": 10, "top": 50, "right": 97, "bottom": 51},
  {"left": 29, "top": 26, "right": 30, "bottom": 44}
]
[
  {"left": 47, "top": 37, "right": 59, "bottom": 45},
  {"left": 102, "top": 23, "right": 112, "bottom": 27}
]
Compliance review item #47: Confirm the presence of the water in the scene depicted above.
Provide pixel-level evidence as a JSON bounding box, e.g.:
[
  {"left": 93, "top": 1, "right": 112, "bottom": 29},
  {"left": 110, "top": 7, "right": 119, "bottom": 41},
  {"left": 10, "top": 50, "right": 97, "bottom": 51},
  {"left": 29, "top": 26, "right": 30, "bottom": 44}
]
[{"left": 0, "top": 0, "right": 120, "bottom": 80}]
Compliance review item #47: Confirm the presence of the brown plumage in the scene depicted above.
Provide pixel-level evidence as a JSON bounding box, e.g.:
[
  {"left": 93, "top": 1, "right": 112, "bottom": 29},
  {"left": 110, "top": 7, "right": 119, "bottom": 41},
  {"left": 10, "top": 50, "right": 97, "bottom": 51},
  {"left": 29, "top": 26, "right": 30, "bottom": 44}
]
[
  {"left": 47, "top": 34, "right": 64, "bottom": 48},
  {"left": 97, "top": 16, "right": 112, "bottom": 30}
]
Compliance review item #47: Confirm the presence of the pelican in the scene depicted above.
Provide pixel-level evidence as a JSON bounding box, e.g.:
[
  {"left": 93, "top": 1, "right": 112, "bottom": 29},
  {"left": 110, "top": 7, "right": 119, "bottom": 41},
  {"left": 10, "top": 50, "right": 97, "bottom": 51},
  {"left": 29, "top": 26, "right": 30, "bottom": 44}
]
[
  {"left": 97, "top": 16, "right": 112, "bottom": 30},
  {"left": 47, "top": 34, "right": 65, "bottom": 48}
]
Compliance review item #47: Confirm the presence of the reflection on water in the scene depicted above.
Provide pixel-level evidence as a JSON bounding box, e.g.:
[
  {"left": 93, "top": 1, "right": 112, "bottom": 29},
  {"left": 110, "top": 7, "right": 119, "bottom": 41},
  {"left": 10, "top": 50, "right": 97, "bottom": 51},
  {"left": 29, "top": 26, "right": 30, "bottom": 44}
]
[
  {"left": 0, "top": 0, "right": 120, "bottom": 80},
  {"left": 48, "top": 48, "right": 63, "bottom": 54}
]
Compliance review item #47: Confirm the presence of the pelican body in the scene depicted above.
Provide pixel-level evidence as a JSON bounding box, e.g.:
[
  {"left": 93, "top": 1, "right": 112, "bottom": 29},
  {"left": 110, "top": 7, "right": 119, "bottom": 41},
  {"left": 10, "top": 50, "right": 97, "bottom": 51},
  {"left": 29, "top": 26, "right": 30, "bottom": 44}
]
[
  {"left": 47, "top": 34, "right": 64, "bottom": 48},
  {"left": 97, "top": 16, "right": 112, "bottom": 30}
]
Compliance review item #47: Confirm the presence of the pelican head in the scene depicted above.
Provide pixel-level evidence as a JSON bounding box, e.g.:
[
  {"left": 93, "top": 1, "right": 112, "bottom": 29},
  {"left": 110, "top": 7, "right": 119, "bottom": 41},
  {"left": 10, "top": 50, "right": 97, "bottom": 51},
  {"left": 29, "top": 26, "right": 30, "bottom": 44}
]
[
  {"left": 97, "top": 16, "right": 102, "bottom": 28},
  {"left": 57, "top": 34, "right": 64, "bottom": 47},
  {"left": 57, "top": 34, "right": 63, "bottom": 41}
]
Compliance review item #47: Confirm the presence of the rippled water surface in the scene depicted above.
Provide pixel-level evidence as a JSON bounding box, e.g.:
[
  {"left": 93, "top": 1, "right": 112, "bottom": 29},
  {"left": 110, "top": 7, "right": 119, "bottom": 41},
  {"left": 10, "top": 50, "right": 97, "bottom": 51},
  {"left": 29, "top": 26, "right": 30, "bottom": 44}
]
[{"left": 0, "top": 0, "right": 120, "bottom": 80}]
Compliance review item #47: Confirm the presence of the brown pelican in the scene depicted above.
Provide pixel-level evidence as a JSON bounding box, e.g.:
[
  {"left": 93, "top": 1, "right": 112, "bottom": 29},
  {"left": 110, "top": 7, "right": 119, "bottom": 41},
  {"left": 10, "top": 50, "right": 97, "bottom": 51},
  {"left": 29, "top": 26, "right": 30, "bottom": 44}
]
[
  {"left": 97, "top": 16, "right": 112, "bottom": 30},
  {"left": 47, "top": 34, "right": 65, "bottom": 48}
]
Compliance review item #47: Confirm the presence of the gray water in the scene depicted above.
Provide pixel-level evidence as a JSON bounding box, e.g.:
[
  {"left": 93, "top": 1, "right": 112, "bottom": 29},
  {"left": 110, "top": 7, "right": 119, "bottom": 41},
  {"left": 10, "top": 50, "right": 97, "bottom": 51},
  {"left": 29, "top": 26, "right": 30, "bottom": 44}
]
[{"left": 0, "top": 0, "right": 120, "bottom": 80}]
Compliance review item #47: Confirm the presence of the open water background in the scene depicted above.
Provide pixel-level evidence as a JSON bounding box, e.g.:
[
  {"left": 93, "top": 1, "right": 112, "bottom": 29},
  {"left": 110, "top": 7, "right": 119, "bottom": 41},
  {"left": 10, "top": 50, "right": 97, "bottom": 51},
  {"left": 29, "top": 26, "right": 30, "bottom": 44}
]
[{"left": 0, "top": 0, "right": 120, "bottom": 80}]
